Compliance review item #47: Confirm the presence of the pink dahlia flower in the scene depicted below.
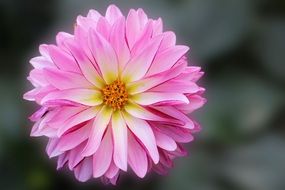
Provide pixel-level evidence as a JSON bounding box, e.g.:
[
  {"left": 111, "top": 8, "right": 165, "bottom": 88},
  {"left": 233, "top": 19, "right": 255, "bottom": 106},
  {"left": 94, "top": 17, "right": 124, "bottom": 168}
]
[{"left": 24, "top": 4, "right": 206, "bottom": 185}]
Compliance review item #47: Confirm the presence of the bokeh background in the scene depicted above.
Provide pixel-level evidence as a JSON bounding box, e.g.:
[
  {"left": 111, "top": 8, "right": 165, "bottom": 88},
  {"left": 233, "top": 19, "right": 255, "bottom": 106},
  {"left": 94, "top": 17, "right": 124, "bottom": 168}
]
[{"left": 0, "top": 0, "right": 285, "bottom": 189}]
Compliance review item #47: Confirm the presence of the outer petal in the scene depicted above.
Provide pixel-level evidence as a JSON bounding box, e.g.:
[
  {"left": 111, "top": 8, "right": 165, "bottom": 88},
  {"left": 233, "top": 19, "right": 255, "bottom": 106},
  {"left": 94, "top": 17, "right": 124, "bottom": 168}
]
[
  {"left": 126, "top": 61, "right": 187, "bottom": 94},
  {"left": 93, "top": 127, "right": 113, "bottom": 178},
  {"left": 81, "top": 105, "right": 112, "bottom": 157},
  {"left": 74, "top": 157, "right": 93, "bottom": 182},
  {"left": 43, "top": 68, "right": 94, "bottom": 90},
  {"left": 126, "top": 9, "right": 140, "bottom": 49},
  {"left": 127, "top": 132, "right": 148, "bottom": 178},
  {"left": 149, "top": 80, "right": 200, "bottom": 94},
  {"left": 110, "top": 17, "right": 130, "bottom": 71},
  {"left": 48, "top": 45, "right": 80, "bottom": 73},
  {"left": 147, "top": 45, "right": 189, "bottom": 76},
  {"left": 105, "top": 4, "right": 123, "bottom": 25},
  {"left": 111, "top": 110, "right": 127, "bottom": 171},
  {"left": 63, "top": 39, "right": 105, "bottom": 89},
  {"left": 41, "top": 89, "right": 103, "bottom": 106},
  {"left": 123, "top": 112, "right": 159, "bottom": 164},
  {"left": 88, "top": 29, "right": 118, "bottom": 84},
  {"left": 153, "top": 129, "right": 177, "bottom": 151},
  {"left": 121, "top": 36, "right": 163, "bottom": 83},
  {"left": 131, "top": 92, "right": 189, "bottom": 105}
]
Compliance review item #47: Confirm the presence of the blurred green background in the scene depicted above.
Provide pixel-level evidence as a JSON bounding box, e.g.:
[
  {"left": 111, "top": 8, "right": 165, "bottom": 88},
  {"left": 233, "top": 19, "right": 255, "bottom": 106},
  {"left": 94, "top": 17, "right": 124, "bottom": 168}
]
[{"left": 0, "top": 0, "right": 285, "bottom": 189}]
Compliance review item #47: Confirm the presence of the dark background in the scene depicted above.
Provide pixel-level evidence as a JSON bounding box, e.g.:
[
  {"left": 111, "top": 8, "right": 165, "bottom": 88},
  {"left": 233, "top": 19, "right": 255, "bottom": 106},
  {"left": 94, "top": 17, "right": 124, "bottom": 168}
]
[{"left": 0, "top": 0, "right": 285, "bottom": 189}]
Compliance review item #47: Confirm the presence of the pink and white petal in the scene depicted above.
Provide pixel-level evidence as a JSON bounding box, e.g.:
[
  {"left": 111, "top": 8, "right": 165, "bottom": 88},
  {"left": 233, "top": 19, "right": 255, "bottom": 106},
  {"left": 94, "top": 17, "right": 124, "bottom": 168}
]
[
  {"left": 43, "top": 68, "right": 94, "bottom": 90},
  {"left": 68, "top": 142, "right": 86, "bottom": 169},
  {"left": 39, "top": 44, "right": 50, "bottom": 58},
  {"left": 81, "top": 105, "right": 112, "bottom": 157},
  {"left": 57, "top": 121, "right": 92, "bottom": 151},
  {"left": 153, "top": 129, "right": 177, "bottom": 151},
  {"left": 111, "top": 110, "right": 127, "bottom": 171},
  {"left": 63, "top": 39, "right": 105, "bottom": 88},
  {"left": 147, "top": 45, "right": 189, "bottom": 76},
  {"left": 41, "top": 89, "right": 103, "bottom": 106},
  {"left": 176, "top": 95, "right": 207, "bottom": 113},
  {"left": 160, "top": 31, "right": 176, "bottom": 50},
  {"left": 137, "top": 8, "right": 148, "bottom": 28},
  {"left": 124, "top": 102, "right": 166, "bottom": 121},
  {"left": 126, "top": 61, "right": 187, "bottom": 94},
  {"left": 30, "top": 56, "right": 54, "bottom": 69},
  {"left": 57, "top": 106, "right": 100, "bottom": 137},
  {"left": 28, "top": 69, "right": 49, "bottom": 87},
  {"left": 88, "top": 29, "right": 118, "bottom": 84},
  {"left": 96, "top": 17, "right": 112, "bottom": 40},
  {"left": 155, "top": 124, "right": 194, "bottom": 143},
  {"left": 56, "top": 32, "right": 73, "bottom": 48},
  {"left": 153, "top": 18, "right": 163, "bottom": 35},
  {"left": 110, "top": 17, "right": 130, "bottom": 71},
  {"left": 48, "top": 45, "right": 80, "bottom": 73},
  {"left": 176, "top": 66, "right": 203, "bottom": 82},
  {"left": 121, "top": 35, "right": 163, "bottom": 83},
  {"left": 105, "top": 161, "right": 119, "bottom": 179},
  {"left": 74, "top": 157, "right": 93, "bottom": 182},
  {"left": 126, "top": 9, "right": 140, "bottom": 49},
  {"left": 57, "top": 152, "right": 68, "bottom": 170},
  {"left": 127, "top": 132, "right": 148, "bottom": 178},
  {"left": 150, "top": 80, "right": 199, "bottom": 94},
  {"left": 105, "top": 4, "right": 123, "bottom": 25},
  {"left": 46, "top": 138, "right": 63, "bottom": 158},
  {"left": 123, "top": 112, "right": 159, "bottom": 164},
  {"left": 152, "top": 106, "right": 195, "bottom": 129},
  {"left": 93, "top": 127, "right": 113, "bottom": 178},
  {"left": 87, "top": 9, "right": 102, "bottom": 20},
  {"left": 130, "top": 21, "right": 154, "bottom": 57},
  {"left": 131, "top": 92, "right": 189, "bottom": 105},
  {"left": 29, "top": 107, "right": 48, "bottom": 122}
]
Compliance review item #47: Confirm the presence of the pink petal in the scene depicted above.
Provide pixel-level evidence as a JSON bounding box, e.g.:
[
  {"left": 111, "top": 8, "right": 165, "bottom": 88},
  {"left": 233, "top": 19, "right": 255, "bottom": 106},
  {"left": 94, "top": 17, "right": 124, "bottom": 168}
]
[
  {"left": 63, "top": 38, "right": 105, "bottom": 89},
  {"left": 43, "top": 68, "right": 94, "bottom": 90},
  {"left": 74, "top": 157, "right": 93, "bottom": 182},
  {"left": 153, "top": 129, "right": 177, "bottom": 151},
  {"left": 149, "top": 80, "right": 199, "bottom": 94},
  {"left": 111, "top": 111, "right": 127, "bottom": 171},
  {"left": 126, "top": 9, "right": 140, "bottom": 49},
  {"left": 105, "top": 4, "right": 123, "bottom": 24},
  {"left": 88, "top": 29, "right": 118, "bottom": 84},
  {"left": 176, "top": 95, "right": 207, "bottom": 113},
  {"left": 57, "top": 121, "right": 92, "bottom": 151},
  {"left": 56, "top": 32, "right": 73, "bottom": 48},
  {"left": 105, "top": 161, "right": 119, "bottom": 179},
  {"left": 81, "top": 106, "right": 112, "bottom": 157},
  {"left": 132, "top": 92, "right": 189, "bottom": 105},
  {"left": 126, "top": 60, "right": 187, "bottom": 94},
  {"left": 127, "top": 132, "right": 148, "bottom": 178},
  {"left": 30, "top": 56, "right": 54, "bottom": 69},
  {"left": 46, "top": 138, "right": 63, "bottom": 158},
  {"left": 93, "top": 127, "right": 113, "bottom": 178},
  {"left": 41, "top": 89, "right": 102, "bottom": 106},
  {"left": 96, "top": 17, "right": 111, "bottom": 40},
  {"left": 68, "top": 142, "right": 86, "bottom": 169},
  {"left": 48, "top": 45, "right": 80, "bottom": 73},
  {"left": 155, "top": 124, "right": 193, "bottom": 143},
  {"left": 123, "top": 112, "right": 159, "bottom": 164},
  {"left": 110, "top": 17, "right": 130, "bottom": 71},
  {"left": 159, "top": 31, "right": 176, "bottom": 50},
  {"left": 147, "top": 45, "right": 189, "bottom": 76},
  {"left": 121, "top": 35, "right": 163, "bottom": 82}
]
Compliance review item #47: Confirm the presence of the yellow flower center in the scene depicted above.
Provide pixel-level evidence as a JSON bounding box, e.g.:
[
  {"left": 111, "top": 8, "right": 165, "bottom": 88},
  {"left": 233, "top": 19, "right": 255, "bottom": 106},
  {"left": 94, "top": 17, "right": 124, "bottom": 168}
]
[{"left": 101, "top": 79, "right": 128, "bottom": 110}]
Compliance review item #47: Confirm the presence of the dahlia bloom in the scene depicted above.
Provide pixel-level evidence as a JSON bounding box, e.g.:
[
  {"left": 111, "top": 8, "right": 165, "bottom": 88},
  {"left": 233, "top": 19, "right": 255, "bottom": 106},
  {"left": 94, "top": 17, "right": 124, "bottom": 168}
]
[{"left": 24, "top": 5, "right": 206, "bottom": 185}]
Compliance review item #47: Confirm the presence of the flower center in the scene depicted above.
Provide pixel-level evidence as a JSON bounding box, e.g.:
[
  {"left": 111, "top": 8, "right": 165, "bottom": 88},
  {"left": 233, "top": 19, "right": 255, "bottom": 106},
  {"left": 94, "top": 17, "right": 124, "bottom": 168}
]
[{"left": 101, "top": 79, "right": 128, "bottom": 110}]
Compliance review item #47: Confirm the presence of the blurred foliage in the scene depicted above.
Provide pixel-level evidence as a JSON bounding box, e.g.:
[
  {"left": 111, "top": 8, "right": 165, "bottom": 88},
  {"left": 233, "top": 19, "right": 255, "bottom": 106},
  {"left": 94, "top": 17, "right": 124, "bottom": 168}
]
[{"left": 0, "top": 0, "right": 284, "bottom": 190}]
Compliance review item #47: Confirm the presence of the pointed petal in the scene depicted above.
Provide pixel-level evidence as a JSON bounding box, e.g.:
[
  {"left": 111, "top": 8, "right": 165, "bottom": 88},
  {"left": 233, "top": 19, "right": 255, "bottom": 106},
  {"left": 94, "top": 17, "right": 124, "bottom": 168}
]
[
  {"left": 43, "top": 68, "right": 94, "bottom": 90},
  {"left": 48, "top": 45, "right": 80, "bottom": 73},
  {"left": 74, "top": 157, "right": 93, "bottom": 182},
  {"left": 131, "top": 92, "right": 189, "bottom": 105},
  {"left": 126, "top": 61, "right": 187, "bottom": 94},
  {"left": 88, "top": 29, "right": 118, "bottom": 84},
  {"left": 128, "top": 132, "right": 148, "bottom": 178},
  {"left": 121, "top": 36, "right": 163, "bottom": 82},
  {"left": 41, "top": 89, "right": 103, "bottom": 106},
  {"left": 110, "top": 17, "right": 130, "bottom": 71},
  {"left": 111, "top": 110, "right": 127, "bottom": 171},
  {"left": 105, "top": 4, "right": 123, "bottom": 24},
  {"left": 123, "top": 112, "right": 159, "bottom": 164},
  {"left": 153, "top": 129, "right": 177, "bottom": 151},
  {"left": 147, "top": 45, "right": 189, "bottom": 76},
  {"left": 81, "top": 106, "right": 112, "bottom": 156},
  {"left": 93, "top": 127, "right": 113, "bottom": 178}
]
